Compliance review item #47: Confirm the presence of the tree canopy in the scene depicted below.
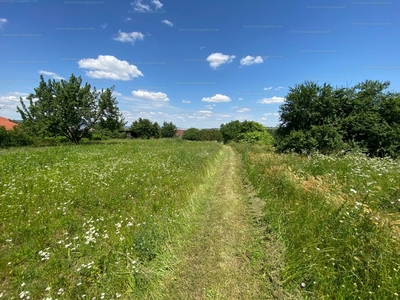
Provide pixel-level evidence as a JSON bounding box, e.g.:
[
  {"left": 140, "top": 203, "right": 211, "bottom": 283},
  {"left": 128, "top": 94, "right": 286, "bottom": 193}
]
[
  {"left": 17, "top": 74, "right": 126, "bottom": 144},
  {"left": 220, "top": 120, "right": 274, "bottom": 146},
  {"left": 129, "top": 118, "right": 160, "bottom": 139},
  {"left": 276, "top": 80, "right": 400, "bottom": 157}
]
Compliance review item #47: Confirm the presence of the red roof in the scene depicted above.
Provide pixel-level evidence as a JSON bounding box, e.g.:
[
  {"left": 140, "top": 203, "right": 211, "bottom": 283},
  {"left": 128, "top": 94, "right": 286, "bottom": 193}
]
[{"left": 0, "top": 116, "right": 18, "bottom": 130}]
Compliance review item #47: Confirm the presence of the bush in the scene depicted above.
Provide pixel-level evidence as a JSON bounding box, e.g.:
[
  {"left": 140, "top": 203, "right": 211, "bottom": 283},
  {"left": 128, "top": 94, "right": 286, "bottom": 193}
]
[{"left": 182, "top": 128, "right": 201, "bottom": 141}]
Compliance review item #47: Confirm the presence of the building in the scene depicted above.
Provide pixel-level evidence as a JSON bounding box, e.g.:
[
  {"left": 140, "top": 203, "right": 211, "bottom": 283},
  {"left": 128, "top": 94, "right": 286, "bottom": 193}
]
[
  {"left": 0, "top": 116, "right": 19, "bottom": 130},
  {"left": 175, "top": 129, "right": 185, "bottom": 138}
]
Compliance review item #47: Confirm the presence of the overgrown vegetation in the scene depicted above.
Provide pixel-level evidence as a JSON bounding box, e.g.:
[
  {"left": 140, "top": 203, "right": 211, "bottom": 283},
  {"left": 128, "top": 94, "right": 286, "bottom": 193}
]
[
  {"left": 276, "top": 80, "right": 400, "bottom": 157},
  {"left": 17, "top": 74, "right": 126, "bottom": 144},
  {"left": 220, "top": 120, "right": 275, "bottom": 146},
  {"left": 233, "top": 143, "right": 400, "bottom": 299},
  {"left": 0, "top": 139, "right": 222, "bottom": 299}
]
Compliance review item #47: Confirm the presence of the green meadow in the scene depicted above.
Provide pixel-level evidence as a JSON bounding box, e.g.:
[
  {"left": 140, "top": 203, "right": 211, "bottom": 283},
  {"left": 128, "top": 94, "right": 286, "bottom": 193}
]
[{"left": 0, "top": 139, "right": 222, "bottom": 299}]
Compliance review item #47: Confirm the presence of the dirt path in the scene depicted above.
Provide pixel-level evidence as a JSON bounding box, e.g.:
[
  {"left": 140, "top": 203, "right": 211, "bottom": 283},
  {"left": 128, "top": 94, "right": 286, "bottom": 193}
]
[{"left": 147, "top": 146, "right": 300, "bottom": 299}]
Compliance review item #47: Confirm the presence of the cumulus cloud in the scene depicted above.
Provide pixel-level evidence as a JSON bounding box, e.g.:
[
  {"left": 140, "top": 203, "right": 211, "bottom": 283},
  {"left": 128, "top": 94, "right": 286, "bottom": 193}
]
[
  {"left": 132, "top": 89, "right": 169, "bottom": 101},
  {"left": 161, "top": 19, "right": 173, "bottom": 26},
  {"left": 124, "top": 17, "right": 132, "bottom": 22},
  {"left": 257, "top": 96, "right": 285, "bottom": 104},
  {"left": 201, "top": 94, "right": 231, "bottom": 103},
  {"left": 39, "top": 70, "right": 65, "bottom": 80},
  {"left": 182, "top": 100, "right": 191, "bottom": 103},
  {"left": 131, "top": 0, "right": 163, "bottom": 12},
  {"left": 113, "top": 30, "right": 144, "bottom": 44},
  {"left": 237, "top": 108, "right": 251, "bottom": 112},
  {"left": 206, "top": 53, "right": 235, "bottom": 69},
  {"left": 238, "top": 97, "right": 243, "bottom": 100},
  {"left": 240, "top": 55, "right": 263, "bottom": 66},
  {"left": 264, "top": 87, "right": 273, "bottom": 90},
  {"left": 131, "top": 0, "right": 151, "bottom": 12},
  {"left": 78, "top": 55, "right": 144, "bottom": 81},
  {"left": 0, "top": 18, "right": 7, "bottom": 28},
  {"left": 152, "top": 0, "right": 163, "bottom": 9}
]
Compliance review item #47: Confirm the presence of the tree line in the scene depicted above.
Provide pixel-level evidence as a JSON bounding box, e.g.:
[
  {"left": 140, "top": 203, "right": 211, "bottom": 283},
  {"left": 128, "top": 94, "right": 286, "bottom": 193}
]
[
  {"left": 276, "top": 80, "right": 400, "bottom": 157},
  {"left": 2, "top": 74, "right": 399, "bottom": 157}
]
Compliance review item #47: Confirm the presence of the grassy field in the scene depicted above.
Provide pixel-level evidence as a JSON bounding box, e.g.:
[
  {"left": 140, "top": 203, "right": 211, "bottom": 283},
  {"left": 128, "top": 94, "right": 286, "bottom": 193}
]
[
  {"left": 0, "top": 139, "right": 222, "bottom": 299},
  {"left": 233, "top": 143, "right": 400, "bottom": 299}
]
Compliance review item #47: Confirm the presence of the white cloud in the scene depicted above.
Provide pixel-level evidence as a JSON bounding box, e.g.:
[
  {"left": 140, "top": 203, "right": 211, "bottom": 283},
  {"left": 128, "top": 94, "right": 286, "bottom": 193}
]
[
  {"left": 240, "top": 55, "right": 263, "bottom": 66},
  {"left": 182, "top": 100, "right": 191, "bottom": 103},
  {"left": 238, "top": 97, "right": 243, "bottom": 100},
  {"left": 124, "top": 17, "right": 132, "bottom": 22},
  {"left": 131, "top": 0, "right": 151, "bottom": 12},
  {"left": 0, "top": 92, "right": 29, "bottom": 119},
  {"left": 202, "top": 94, "right": 231, "bottom": 103},
  {"left": 0, "top": 18, "right": 8, "bottom": 28},
  {"left": 257, "top": 96, "right": 285, "bottom": 104},
  {"left": 132, "top": 89, "right": 169, "bottom": 101},
  {"left": 237, "top": 108, "right": 251, "bottom": 113},
  {"left": 78, "top": 55, "right": 144, "bottom": 81},
  {"left": 152, "top": 0, "right": 163, "bottom": 9},
  {"left": 275, "top": 86, "right": 284, "bottom": 90},
  {"left": 39, "top": 70, "right": 65, "bottom": 80},
  {"left": 131, "top": 0, "right": 163, "bottom": 12},
  {"left": 198, "top": 110, "right": 212, "bottom": 115},
  {"left": 206, "top": 53, "right": 235, "bottom": 69},
  {"left": 101, "top": 23, "right": 107, "bottom": 29},
  {"left": 161, "top": 19, "right": 173, "bottom": 27},
  {"left": 264, "top": 112, "right": 280, "bottom": 116},
  {"left": 113, "top": 91, "right": 123, "bottom": 97},
  {"left": 113, "top": 30, "right": 144, "bottom": 44},
  {"left": 264, "top": 87, "right": 273, "bottom": 90}
]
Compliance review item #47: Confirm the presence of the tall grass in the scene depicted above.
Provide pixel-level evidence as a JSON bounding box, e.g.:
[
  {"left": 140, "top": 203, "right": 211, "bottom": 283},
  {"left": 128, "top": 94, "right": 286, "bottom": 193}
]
[
  {"left": 232, "top": 144, "right": 400, "bottom": 299},
  {"left": 0, "top": 139, "right": 222, "bottom": 299}
]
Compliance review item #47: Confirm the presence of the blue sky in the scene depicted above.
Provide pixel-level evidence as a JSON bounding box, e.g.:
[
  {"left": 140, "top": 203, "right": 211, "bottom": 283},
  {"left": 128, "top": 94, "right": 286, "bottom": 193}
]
[{"left": 1, "top": 0, "right": 399, "bottom": 128}]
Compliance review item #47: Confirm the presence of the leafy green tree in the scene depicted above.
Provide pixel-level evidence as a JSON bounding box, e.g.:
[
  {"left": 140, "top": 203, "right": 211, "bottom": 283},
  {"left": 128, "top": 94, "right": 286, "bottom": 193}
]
[
  {"left": 276, "top": 79, "right": 400, "bottom": 157},
  {"left": 199, "top": 128, "right": 223, "bottom": 142},
  {"left": 182, "top": 127, "right": 201, "bottom": 141},
  {"left": 160, "top": 121, "right": 177, "bottom": 138},
  {"left": 239, "top": 131, "right": 275, "bottom": 147},
  {"left": 17, "top": 74, "right": 125, "bottom": 144},
  {"left": 129, "top": 118, "right": 160, "bottom": 139},
  {"left": 220, "top": 120, "right": 242, "bottom": 143}
]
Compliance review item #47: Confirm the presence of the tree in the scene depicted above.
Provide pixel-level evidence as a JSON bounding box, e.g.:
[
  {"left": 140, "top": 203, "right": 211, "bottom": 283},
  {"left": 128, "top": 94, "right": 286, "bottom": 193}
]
[
  {"left": 161, "top": 121, "right": 177, "bottom": 138},
  {"left": 182, "top": 128, "right": 201, "bottom": 141},
  {"left": 17, "top": 74, "right": 126, "bottom": 144},
  {"left": 129, "top": 118, "right": 159, "bottom": 139},
  {"left": 276, "top": 79, "right": 400, "bottom": 157},
  {"left": 199, "top": 128, "right": 223, "bottom": 142},
  {"left": 220, "top": 120, "right": 242, "bottom": 143}
]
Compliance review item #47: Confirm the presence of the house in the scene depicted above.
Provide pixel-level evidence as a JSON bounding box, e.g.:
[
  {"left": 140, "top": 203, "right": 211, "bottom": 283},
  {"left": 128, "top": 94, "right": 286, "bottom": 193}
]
[
  {"left": 175, "top": 129, "right": 185, "bottom": 138},
  {"left": 0, "top": 116, "right": 19, "bottom": 130}
]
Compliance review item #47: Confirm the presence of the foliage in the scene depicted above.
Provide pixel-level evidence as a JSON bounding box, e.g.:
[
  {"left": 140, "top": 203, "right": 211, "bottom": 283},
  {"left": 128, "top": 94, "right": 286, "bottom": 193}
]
[
  {"left": 0, "top": 139, "right": 222, "bottom": 299},
  {"left": 182, "top": 127, "right": 201, "bottom": 141},
  {"left": 220, "top": 120, "right": 242, "bottom": 143},
  {"left": 220, "top": 120, "right": 274, "bottom": 145},
  {"left": 277, "top": 80, "right": 400, "bottom": 157},
  {"left": 160, "top": 121, "right": 177, "bottom": 138},
  {"left": 238, "top": 131, "right": 274, "bottom": 147},
  {"left": 233, "top": 143, "right": 400, "bottom": 299},
  {"left": 199, "top": 128, "right": 223, "bottom": 142},
  {"left": 0, "top": 125, "right": 34, "bottom": 147},
  {"left": 129, "top": 118, "right": 160, "bottom": 139},
  {"left": 17, "top": 74, "right": 126, "bottom": 144}
]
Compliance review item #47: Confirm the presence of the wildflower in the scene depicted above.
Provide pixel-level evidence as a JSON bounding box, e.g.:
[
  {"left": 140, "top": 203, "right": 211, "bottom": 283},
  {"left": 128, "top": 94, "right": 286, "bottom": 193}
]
[
  {"left": 350, "top": 188, "right": 357, "bottom": 194},
  {"left": 301, "top": 282, "right": 306, "bottom": 288},
  {"left": 115, "top": 293, "right": 121, "bottom": 298},
  {"left": 19, "top": 291, "right": 30, "bottom": 299}
]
